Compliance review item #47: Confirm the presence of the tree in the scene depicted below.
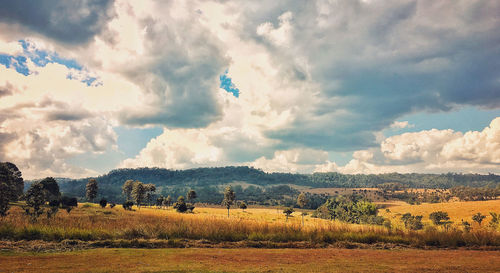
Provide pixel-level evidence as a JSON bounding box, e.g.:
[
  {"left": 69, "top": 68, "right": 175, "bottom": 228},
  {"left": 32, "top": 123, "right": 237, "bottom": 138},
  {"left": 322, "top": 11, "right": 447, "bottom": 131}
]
[
  {"left": 86, "top": 179, "right": 98, "bottom": 202},
  {"left": 297, "top": 193, "right": 309, "bottom": 226},
  {"left": 472, "top": 212, "right": 486, "bottom": 226},
  {"left": 145, "top": 183, "right": 156, "bottom": 207},
  {"left": 47, "top": 199, "right": 60, "bottom": 219},
  {"left": 99, "top": 199, "right": 108, "bottom": 208},
  {"left": 283, "top": 207, "right": 294, "bottom": 222},
  {"left": 122, "top": 201, "right": 134, "bottom": 210},
  {"left": 39, "top": 177, "right": 60, "bottom": 201},
  {"left": 461, "top": 220, "right": 471, "bottom": 232},
  {"left": 187, "top": 189, "right": 197, "bottom": 204},
  {"left": 222, "top": 186, "right": 235, "bottom": 218},
  {"left": 122, "top": 180, "right": 135, "bottom": 201},
  {"left": 163, "top": 195, "right": 172, "bottom": 208},
  {"left": 173, "top": 196, "right": 188, "bottom": 213},
  {"left": 0, "top": 162, "right": 24, "bottom": 217},
  {"left": 239, "top": 201, "right": 247, "bottom": 211},
  {"left": 132, "top": 182, "right": 146, "bottom": 208},
  {"left": 489, "top": 212, "right": 499, "bottom": 230},
  {"left": 401, "top": 213, "right": 424, "bottom": 230},
  {"left": 429, "top": 211, "right": 450, "bottom": 226},
  {"left": 60, "top": 196, "right": 78, "bottom": 213},
  {"left": 156, "top": 196, "right": 164, "bottom": 208},
  {"left": 24, "top": 182, "right": 46, "bottom": 222}
]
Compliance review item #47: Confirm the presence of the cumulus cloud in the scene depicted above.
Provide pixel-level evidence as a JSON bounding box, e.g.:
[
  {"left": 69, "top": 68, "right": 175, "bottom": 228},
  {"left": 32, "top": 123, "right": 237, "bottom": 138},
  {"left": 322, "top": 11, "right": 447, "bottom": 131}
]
[
  {"left": 316, "top": 117, "right": 500, "bottom": 174},
  {"left": 0, "top": 0, "right": 114, "bottom": 45},
  {"left": 0, "top": 0, "right": 499, "bottom": 178}
]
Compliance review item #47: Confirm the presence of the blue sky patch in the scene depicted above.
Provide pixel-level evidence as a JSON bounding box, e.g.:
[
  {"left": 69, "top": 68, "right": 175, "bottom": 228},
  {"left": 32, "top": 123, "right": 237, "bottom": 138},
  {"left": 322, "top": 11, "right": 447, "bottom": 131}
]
[{"left": 220, "top": 70, "right": 239, "bottom": 97}]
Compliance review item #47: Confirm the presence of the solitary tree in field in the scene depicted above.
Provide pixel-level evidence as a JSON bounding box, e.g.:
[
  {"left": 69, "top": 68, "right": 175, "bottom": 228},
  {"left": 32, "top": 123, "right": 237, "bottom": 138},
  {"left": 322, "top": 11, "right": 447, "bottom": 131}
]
[
  {"left": 99, "top": 199, "right": 108, "bottom": 208},
  {"left": 239, "top": 201, "right": 247, "bottom": 211},
  {"left": 173, "top": 196, "right": 188, "bottom": 213},
  {"left": 429, "top": 211, "right": 450, "bottom": 226},
  {"left": 222, "top": 186, "right": 236, "bottom": 218},
  {"left": 472, "top": 212, "right": 486, "bottom": 226},
  {"left": 163, "top": 195, "right": 172, "bottom": 208},
  {"left": 86, "top": 179, "right": 98, "bottom": 202},
  {"left": 187, "top": 189, "right": 197, "bottom": 204},
  {"left": 283, "top": 207, "right": 294, "bottom": 222},
  {"left": 24, "top": 182, "right": 46, "bottom": 222},
  {"left": 0, "top": 162, "right": 24, "bottom": 217},
  {"left": 145, "top": 183, "right": 156, "bottom": 207},
  {"left": 297, "top": 193, "right": 309, "bottom": 226},
  {"left": 132, "top": 182, "right": 146, "bottom": 208},
  {"left": 122, "top": 180, "right": 135, "bottom": 200},
  {"left": 39, "top": 177, "right": 61, "bottom": 201}
]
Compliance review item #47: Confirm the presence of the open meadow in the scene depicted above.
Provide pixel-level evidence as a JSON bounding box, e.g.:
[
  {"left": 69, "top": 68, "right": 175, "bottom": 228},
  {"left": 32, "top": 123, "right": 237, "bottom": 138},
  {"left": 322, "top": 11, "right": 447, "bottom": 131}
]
[{"left": 1, "top": 200, "right": 500, "bottom": 272}]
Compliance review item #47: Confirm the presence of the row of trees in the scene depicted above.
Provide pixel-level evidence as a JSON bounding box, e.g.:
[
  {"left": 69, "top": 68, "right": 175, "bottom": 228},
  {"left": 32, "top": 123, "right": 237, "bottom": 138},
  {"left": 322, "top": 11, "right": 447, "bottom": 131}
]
[
  {"left": 400, "top": 211, "right": 499, "bottom": 231},
  {"left": 56, "top": 166, "right": 500, "bottom": 201}
]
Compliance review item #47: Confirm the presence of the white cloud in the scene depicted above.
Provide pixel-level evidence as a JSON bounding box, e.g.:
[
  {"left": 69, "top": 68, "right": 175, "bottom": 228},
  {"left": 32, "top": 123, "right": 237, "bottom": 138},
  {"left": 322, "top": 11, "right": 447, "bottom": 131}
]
[
  {"left": 323, "top": 117, "right": 500, "bottom": 174},
  {"left": 390, "top": 121, "right": 414, "bottom": 129}
]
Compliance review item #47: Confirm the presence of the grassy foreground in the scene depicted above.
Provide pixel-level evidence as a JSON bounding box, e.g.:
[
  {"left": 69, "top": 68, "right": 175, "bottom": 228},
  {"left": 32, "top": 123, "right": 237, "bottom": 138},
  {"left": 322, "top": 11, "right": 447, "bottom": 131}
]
[
  {"left": 2, "top": 248, "right": 500, "bottom": 272},
  {"left": 1, "top": 203, "right": 500, "bottom": 248}
]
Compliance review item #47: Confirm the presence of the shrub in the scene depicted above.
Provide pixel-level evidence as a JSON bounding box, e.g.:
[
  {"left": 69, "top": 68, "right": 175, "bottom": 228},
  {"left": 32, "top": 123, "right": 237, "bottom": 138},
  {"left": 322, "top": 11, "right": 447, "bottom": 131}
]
[
  {"left": 99, "top": 199, "right": 108, "bottom": 208},
  {"left": 122, "top": 201, "right": 134, "bottom": 210}
]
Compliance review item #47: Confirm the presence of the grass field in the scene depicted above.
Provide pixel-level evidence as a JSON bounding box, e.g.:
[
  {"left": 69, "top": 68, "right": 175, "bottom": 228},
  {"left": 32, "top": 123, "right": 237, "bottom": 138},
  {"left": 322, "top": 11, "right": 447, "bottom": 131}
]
[
  {"left": 379, "top": 199, "right": 500, "bottom": 226},
  {"left": 1, "top": 201, "right": 499, "bottom": 249},
  {"left": 1, "top": 248, "right": 499, "bottom": 272}
]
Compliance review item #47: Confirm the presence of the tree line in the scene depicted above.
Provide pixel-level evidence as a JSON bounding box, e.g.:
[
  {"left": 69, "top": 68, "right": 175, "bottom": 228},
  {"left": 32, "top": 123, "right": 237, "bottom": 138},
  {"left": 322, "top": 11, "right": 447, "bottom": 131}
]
[{"left": 38, "top": 166, "right": 499, "bottom": 202}]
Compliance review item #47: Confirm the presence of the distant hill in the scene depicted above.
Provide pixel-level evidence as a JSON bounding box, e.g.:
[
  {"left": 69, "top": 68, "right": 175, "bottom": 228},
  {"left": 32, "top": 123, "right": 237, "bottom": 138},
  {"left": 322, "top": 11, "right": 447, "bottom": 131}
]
[{"left": 25, "top": 166, "right": 500, "bottom": 203}]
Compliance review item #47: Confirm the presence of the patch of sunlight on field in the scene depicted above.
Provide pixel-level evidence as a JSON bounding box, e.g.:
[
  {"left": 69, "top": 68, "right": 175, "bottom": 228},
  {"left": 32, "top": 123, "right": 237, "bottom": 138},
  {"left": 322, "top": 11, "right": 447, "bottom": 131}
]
[{"left": 379, "top": 199, "right": 500, "bottom": 225}]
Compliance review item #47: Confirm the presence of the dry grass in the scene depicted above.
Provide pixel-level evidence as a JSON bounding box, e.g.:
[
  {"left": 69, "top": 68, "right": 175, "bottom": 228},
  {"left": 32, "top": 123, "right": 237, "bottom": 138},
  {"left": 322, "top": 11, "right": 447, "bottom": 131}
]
[
  {"left": 1, "top": 202, "right": 499, "bottom": 248},
  {"left": 379, "top": 199, "right": 500, "bottom": 226},
  {"left": 2, "top": 248, "right": 500, "bottom": 272}
]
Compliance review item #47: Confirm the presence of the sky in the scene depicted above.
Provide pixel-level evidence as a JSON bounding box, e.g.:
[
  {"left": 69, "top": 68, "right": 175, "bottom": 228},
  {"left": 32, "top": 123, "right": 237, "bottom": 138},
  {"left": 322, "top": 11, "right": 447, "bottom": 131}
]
[{"left": 0, "top": 0, "right": 499, "bottom": 179}]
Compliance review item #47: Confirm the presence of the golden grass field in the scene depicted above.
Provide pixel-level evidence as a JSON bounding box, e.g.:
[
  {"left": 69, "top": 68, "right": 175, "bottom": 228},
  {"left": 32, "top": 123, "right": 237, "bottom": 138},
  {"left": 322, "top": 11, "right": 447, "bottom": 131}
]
[
  {"left": 2, "top": 248, "right": 499, "bottom": 273},
  {"left": 379, "top": 199, "right": 500, "bottom": 226},
  {"left": 1, "top": 201, "right": 500, "bottom": 272}
]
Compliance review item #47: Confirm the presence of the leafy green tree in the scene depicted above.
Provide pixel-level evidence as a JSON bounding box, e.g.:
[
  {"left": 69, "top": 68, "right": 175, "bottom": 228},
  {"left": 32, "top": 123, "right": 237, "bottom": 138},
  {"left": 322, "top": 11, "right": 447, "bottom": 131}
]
[
  {"left": 132, "top": 182, "right": 146, "bottom": 208},
  {"left": 122, "top": 180, "right": 135, "bottom": 200},
  {"left": 283, "top": 207, "right": 294, "bottom": 222},
  {"left": 297, "top": 193, "right": 308, "bottom": 226},
  {"left": 86, "top": 179, "right": 98, "bottom": 202},
  {"left": 401, "top": 213, "right": 424, "bottom": 230},
  {"left": 145, "top": 183, "right": 156, "bottom": 207},
  {"left": 187, "top": 189, "right": 197, "bottom": 204},
  {"left": 222, "top": 186, "right": 235, "bottom": 218},
  {"left": 39, "top": 177, "right": 60, "bottom": 201},
  {"left": 0, "top": 162, "right": 24, "bottom": 217},
  {"left": 429, "top": 211, "right": 450, "bottom": 226},
  {"left": 472, "top": 212, "right": 486, "bottom": 226},
  {"left": 173, "top": 196, "right": 188, "bottom": 213},
  {"left": 24, "top": 182, "right": 46, "bottom": 222}
]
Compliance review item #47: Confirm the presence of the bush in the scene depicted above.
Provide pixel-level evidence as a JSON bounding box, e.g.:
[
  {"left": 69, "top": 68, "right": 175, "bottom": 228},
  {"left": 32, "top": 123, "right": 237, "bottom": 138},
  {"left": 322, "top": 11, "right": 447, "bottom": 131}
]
[
  {"left": 122, "top": 201, "right": 134, "bottom": 210},
  {"left": 99, "top": 199, "right": 108, "bottom": 208}
]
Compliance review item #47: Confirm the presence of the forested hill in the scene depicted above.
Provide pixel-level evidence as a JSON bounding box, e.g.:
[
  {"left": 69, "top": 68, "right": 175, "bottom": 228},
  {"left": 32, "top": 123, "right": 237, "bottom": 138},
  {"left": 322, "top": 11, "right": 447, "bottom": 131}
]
[{"left": 28, "top": 166, "right": 500, "bottom": 201}]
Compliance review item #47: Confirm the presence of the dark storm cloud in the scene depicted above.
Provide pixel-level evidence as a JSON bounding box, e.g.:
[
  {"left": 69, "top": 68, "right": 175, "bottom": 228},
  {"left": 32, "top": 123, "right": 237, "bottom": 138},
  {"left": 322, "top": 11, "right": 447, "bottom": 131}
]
[{"left": 0, "top": 0, "right": 114, "bottom": 44}]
